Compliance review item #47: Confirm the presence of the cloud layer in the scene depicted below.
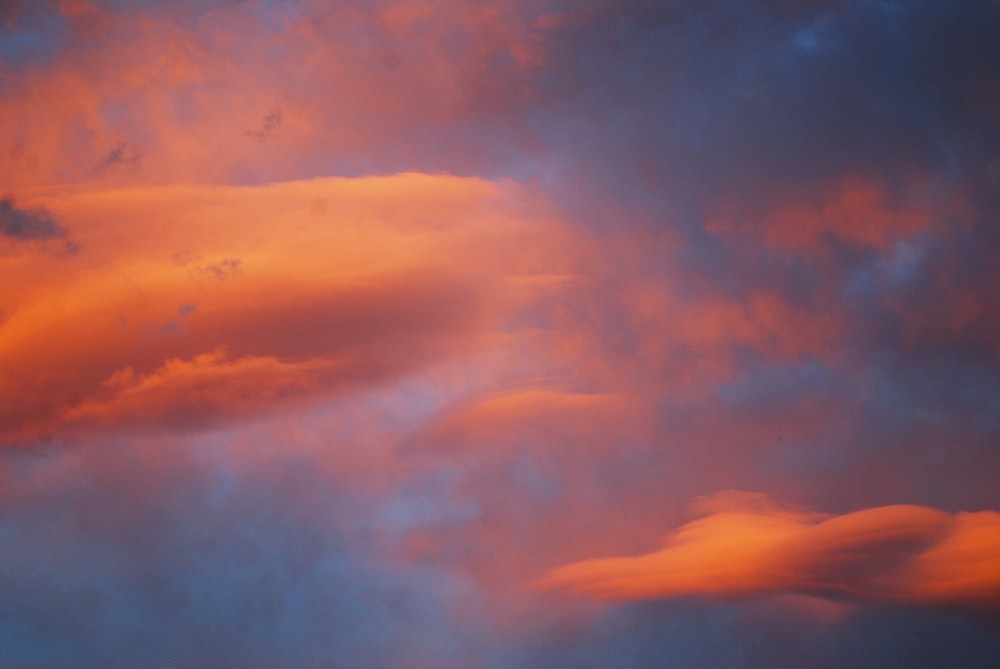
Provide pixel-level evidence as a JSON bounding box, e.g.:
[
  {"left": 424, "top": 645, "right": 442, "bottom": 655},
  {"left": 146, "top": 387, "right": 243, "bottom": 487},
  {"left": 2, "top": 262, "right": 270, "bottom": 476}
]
[{"left": 1, "top": 0, "right": 999, "bottom": 666}]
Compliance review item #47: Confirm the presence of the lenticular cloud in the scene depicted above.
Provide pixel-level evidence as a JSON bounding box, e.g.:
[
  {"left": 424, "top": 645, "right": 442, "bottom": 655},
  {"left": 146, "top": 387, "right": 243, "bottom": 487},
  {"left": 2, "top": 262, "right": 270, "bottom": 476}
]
[{"left": 540, "top": 492, "right": 1000, "bottom": 613}]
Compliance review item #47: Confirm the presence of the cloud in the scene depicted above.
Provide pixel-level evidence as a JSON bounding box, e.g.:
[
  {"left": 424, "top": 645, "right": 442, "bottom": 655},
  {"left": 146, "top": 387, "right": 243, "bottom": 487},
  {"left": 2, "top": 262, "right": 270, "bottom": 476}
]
[
  {"left": 0, "top": 197, "right": 66, "bottom": 240},
  {"left": 538, "top": 492, "right": 1000, "bottom": 613},
  {"left": 59, "top": 350, "right": 355, "bottom": 432},
  {"left": 1, "top": 0, "right": 998, "bottom": 665},
  {"left": 412, "top": 388, "right": 645, "bottom": 454},
  {"left": 245, "top": 108, "right": 282, "bottom": 142},
  {"left": 706, "top": 175, "right": 960, "bottom": 256},
  {"left": 95, "top": 140, "right": 142, "bottom": 170},
  {"left": 0, "top": 173, "right": 574, "bottom": 445}
]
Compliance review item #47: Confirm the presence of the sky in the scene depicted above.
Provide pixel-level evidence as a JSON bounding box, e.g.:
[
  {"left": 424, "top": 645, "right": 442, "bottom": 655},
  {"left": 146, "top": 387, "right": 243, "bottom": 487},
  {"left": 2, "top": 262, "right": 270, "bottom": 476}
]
[{"left": 1, "top": 0, "right": 999, "bottom": 666}]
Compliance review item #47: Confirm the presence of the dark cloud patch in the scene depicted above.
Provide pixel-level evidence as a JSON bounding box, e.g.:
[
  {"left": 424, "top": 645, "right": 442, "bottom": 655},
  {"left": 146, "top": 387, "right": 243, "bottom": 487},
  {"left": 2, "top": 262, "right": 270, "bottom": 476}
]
[
  {"left": 157, "top": 302, "right": 199, "bottom": 334},
  {"left": 0, "top": 197, "right": 66, "bottom": 241},
  {"left": 202, "top": 256, "right": 242, "bottom": 280},
  {"left": 245, "top": 108, "right": 283, "bottom": 142},
  {"left": 96, "top": 141, "right": 142, "bottom": 171}
]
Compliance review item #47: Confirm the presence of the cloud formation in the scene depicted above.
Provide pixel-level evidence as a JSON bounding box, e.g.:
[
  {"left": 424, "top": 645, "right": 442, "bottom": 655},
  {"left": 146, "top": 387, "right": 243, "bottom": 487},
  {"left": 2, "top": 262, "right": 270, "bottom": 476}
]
[
  {"left": 0, "top": 174, "right": 572, "bottom": 445},
  {"left": 540, "top": 492, "right": 1000, "bottom": 613},
  {"left": 1, "top": 0, "right": 999, "bottom": 666}
]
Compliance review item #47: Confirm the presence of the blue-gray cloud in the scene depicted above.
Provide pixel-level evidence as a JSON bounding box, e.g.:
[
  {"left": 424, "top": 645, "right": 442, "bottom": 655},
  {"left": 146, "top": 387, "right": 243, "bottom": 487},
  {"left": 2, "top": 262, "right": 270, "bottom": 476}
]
[{"left": 0, "top": 198, "right": 65, "bottom": 241}]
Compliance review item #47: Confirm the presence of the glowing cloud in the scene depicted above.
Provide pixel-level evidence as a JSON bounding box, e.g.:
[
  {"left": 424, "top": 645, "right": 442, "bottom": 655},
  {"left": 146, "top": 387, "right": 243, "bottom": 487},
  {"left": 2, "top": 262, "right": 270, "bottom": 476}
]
[
  {"left": 0, "top": 174, "right": 572, "bottom": 445},
  {"left": 538, "top": 492, "right": 1000, "bottom": 613}
]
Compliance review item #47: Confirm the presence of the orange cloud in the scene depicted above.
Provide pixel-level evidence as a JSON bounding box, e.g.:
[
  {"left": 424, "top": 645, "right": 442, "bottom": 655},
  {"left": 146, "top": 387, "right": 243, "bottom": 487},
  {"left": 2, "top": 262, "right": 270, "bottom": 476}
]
[
  {"left": 0, "top": 174, "right": 573, "bottom": 445},
  {"left": 538, "top": 492, "right": 1000, "bottom": 613}
]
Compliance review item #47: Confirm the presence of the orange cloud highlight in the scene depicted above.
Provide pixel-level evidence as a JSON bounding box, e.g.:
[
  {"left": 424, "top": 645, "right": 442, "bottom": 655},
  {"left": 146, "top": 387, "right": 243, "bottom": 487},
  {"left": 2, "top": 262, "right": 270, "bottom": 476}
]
[
  {"left": 0, "top": 174, "right": 572, "bottom": 445},
  {"left": 538, "top": 492, "right": 1000, "bottom": 613}
]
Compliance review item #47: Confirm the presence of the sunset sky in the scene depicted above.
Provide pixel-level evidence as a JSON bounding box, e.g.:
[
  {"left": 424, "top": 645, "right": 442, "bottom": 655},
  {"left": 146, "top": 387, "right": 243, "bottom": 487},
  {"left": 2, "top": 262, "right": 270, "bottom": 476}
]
[{"left": 2, "top": 0, "right": 999, "bottom": 666}]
